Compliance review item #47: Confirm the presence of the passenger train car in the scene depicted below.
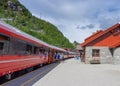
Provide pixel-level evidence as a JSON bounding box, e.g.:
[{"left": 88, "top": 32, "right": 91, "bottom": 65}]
[{"left": 0, "top": 21, "right": 68, "bottom": 80}]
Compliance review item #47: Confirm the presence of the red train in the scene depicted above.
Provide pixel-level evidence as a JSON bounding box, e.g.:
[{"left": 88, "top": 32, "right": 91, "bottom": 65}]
[{"left": 0, "top": 21, "right": 69, "bottom": 80}]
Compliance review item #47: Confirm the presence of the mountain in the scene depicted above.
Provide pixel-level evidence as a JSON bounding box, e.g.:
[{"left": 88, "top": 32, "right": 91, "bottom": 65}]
[{"left": 0, "top": 0, "right": 74, "bottom": 48}]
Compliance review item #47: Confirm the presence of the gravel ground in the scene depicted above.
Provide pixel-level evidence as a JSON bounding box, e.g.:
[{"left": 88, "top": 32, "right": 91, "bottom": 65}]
[{"left": 33, "top": 58, "right": 120, "bottom": 86}]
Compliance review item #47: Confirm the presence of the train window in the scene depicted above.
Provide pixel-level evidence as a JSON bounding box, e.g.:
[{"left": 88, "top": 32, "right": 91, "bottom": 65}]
[
  {"left": 10, "top": 38, "right": 26, "bottom": 55},
  {"left": 0, "top": 42, "right": 4, "bottom": 50},
  {"left": 0, "top": 42, "right": 4, "bottom": 55},
  {"left": 0, "top": 41, "right": 10, "bottom": 55},
  {"left": 34, "top": 46, "right": 39, "bottom": 54},
  {"left": 39, "top": 47, "right": 44, "bottom": 53},
  {"left": 0, "top": 34, "right": 10, "bottom": 55},
  {"left": 26, "top": 44, "right": 32, "bottom": 54}
]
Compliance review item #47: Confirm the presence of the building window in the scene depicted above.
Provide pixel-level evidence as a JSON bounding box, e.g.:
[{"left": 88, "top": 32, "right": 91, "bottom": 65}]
[{"left": 92, "top": 49, "right": 100, "bottom": 57}]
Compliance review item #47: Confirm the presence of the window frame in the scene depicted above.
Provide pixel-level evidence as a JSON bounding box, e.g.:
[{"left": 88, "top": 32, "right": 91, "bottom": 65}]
[
  {"left": 92, "top": 49, "right": 100, "bottom": 57},
  {"left": 0, "top": 33, "right": 10, "bottom": 55}
]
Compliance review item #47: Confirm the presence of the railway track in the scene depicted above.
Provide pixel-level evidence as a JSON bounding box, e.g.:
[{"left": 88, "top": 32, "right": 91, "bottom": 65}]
[{"left": 1, "top": 62, "right": 60, "bottom": 86}]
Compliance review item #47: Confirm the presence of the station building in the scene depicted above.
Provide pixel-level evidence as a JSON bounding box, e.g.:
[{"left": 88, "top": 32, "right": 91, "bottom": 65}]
[{"left": 81, "top": 23, "right": 120, "bottom": 64}]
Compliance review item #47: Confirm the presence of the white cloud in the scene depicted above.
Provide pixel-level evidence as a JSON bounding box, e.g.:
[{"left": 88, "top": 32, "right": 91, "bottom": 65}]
[{"left": 19, "top": 0, "right": 120, "bottom": 43}]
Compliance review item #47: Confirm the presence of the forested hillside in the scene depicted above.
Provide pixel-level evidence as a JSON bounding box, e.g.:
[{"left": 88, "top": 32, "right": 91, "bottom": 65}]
[{"left": 0, "top": 0, "right": 74, "bottom": 48}]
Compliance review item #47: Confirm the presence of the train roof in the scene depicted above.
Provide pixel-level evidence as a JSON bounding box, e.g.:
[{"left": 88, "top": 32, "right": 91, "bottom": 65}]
[
  {"left": 0, "top": 21, "right": 66, "bottom": 52},
  {"left": 49, "top": 45, "right": 67, "bottom": 52}
]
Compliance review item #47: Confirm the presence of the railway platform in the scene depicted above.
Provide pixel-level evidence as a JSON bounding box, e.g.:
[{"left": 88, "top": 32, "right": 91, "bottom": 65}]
[
  {"left": 2, "top": 58, "right": 120, "bottom": 86},
  {"left": 33, "top": 58, "right": 120, "bottom": 86}
]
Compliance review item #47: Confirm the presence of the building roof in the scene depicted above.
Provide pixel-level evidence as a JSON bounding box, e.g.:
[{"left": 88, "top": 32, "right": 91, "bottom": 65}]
[{"left": 81, "top": 23, "right": 120, "bottom": 48}]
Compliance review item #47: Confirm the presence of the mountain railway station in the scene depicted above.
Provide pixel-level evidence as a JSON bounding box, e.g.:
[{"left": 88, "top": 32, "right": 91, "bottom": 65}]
[
  {"left": 1, "top": 21, "right": 120, "bottom": 86},
  {"left": 1, "top": 0, "right": 120, "bottom": 86},
  {"left": 1, "top": 20, "right": 120, "bottom": 86}
]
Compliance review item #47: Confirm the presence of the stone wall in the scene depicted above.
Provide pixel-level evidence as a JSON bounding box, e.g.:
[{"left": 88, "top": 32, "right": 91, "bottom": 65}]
[
  {"left": 85, "top": 46, "right": 113, "bottom": 64},
  {"left": 113, "top": 47, "right": 120, "bottom": 64}
]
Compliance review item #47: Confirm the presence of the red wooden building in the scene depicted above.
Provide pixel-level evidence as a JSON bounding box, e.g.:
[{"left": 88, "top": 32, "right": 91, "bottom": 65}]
[{"left": 81, "top": 23, "right": 120, "bottom": 64}]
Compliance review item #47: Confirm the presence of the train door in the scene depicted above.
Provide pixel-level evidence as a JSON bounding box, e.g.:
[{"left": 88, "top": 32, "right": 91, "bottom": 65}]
[
  {"left": 0, "top": 34, "right": 9, "bottom": 55},
  {"left": 48, "top": 48, "right": 52, "bottom": 64},
  {"left": 52, "top": 49, "right": 56, "bottom": 62},
  {"left": 39, "top": 46, "right": 48, "bottom": 63}
]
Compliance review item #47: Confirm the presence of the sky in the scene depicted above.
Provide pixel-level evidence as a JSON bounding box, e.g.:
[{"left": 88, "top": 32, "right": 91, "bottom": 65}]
[{"left": 19, "top": 0, "right": 120, "bottom": 43}]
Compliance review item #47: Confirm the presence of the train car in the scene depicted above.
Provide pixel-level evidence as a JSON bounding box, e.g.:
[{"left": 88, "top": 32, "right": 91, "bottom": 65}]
[
  {"left": 0, "top": 21, "right": 67, "bottom": 80},
  {"left": 68, "top": 52, "right": 76, "bottom": 58},
  {"left": 63, "top": 48, "right": 75, "bottom": 59}
]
